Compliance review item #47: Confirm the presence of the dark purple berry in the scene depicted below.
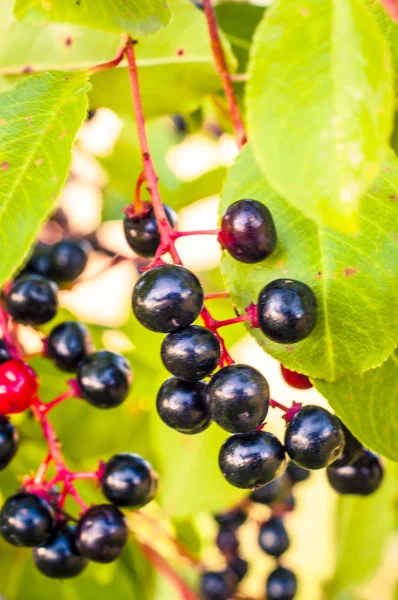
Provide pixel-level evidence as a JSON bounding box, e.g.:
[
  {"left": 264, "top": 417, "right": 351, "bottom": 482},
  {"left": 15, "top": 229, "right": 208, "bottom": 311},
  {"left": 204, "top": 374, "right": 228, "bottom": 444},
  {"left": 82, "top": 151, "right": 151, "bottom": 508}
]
[
  {"left": 250, "top": 474, "right": 285, "bottom": 505},
  {"left": 0, "top": 416, "right": 19, "bottom": 470},
  {"left": 48, "top": 239, "right": 90, "bottom": 282},
  {"left": 200, "top": 570, "right": 234, "bottom": 600},
  {"left": 216, "top": 528, "right": 239, "bottom": 555},
  {"left": 220, "top": 199, "right": 277, "bottom": 263},
  {"left": 208, "top": 364, "right": 269, "bottom": 433},
  {"left": 102, "top": 453, "right": 158, "bottom": 508},
  {"left": 219, "top": 431, "right": 285, "bottom": 489},
  {"left": 77, "top": 351, "right": 132, "bottom": 409},
  {"left": 0, "top": 339, "right": 12, "bottom": 365},
  {"left": 227, "top": 556, "right": 248, "bottom": 582},
  {"left": 132, "top": 265, "right": 204, "bottom": 333},
  {"left": 23, "top": 243, "right": 52, "bottom": 279},
  {"left": 286, "top": 462, "right": 311, "bottom": 484},
  {"left": 124, "top": 204, "right": 177, "bottom": 257},
  {"left": 5, "top": 275, "right": 58, "bottom": 325},
  {"left": 75, "top": 504, "right": 128, "bottom": 563},
  {"left": 327, "top": 450, "right": 383, "bottom": 495},
  {"left": 266, "top": 566, "right": 297, "bottom": 600},
  {"left": 285, "top": 405, "right": 344, "bottom": 470},
  {"left": 258, "top": 516, "right": 290, "bottom": 557},
  {"left": 257, "top": 279, "right": 317, "bottom": 343},
  {"left": 0, "top": 492, "right": 55, "bottom": 547},
  {"left": 331, "top": 422, "right": 363, "bottom": 468},
  {"left": 47, "top": 321, "right": 92, "bottom": 372},
  {"left": 33, "top": 526, "right": 88, "bottom": 578},
  {"left": 157, "top": 377, "right": 211, "bottom": 434},
  {"left": 213, "top": 509, "right": 247, "bottom": 530},
  {"left": 161, "top": 325, "right": 220, "bottom": 380}
]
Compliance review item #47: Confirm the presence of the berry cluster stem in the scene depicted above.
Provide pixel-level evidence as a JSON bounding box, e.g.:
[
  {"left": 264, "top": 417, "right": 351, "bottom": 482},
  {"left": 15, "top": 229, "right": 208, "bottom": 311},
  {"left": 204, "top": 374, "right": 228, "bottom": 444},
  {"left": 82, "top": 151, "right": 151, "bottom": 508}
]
[{"left": 202, "top": 0, "right": 247, "bottom": 148}]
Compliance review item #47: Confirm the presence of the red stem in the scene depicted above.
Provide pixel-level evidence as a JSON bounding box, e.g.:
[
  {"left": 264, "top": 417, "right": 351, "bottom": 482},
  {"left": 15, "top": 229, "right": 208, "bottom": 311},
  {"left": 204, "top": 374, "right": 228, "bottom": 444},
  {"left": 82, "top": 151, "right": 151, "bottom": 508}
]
[
  {"left": 88, "top": 37, "right": 127, "bottom": 76},
  {"left": 204, "top": 292, "right": 230, "bottom": 300},
  {"left": 134, "top": 171, "right": 146, "bottom": 213},
  {"left": 173, "top": 230, "right": 220, "bottom": 238},
  {"left": 202, "top": 0, "right": 247, "bottom": 148}
]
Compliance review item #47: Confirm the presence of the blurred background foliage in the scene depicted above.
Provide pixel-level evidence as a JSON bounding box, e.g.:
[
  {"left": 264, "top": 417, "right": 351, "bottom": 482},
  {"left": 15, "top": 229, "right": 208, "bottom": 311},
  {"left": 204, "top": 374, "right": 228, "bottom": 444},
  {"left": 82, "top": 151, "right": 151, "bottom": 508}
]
[{"left": 0, "top": 0, "right": 397, "bottom": 599}]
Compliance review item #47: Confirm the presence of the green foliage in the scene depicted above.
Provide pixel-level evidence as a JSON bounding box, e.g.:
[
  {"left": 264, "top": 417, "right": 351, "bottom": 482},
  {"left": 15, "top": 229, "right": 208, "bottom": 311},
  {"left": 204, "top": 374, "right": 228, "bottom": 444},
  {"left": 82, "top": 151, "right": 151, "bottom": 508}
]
[
  {"left": 220, "top": 145, "right": 398, "bottom": 382},
  {"left": 365, "top": 0, "right": 398, "bottom": 94},
  {"left": 325, "top": 461, "right": 398, "bottom": 599},
  {"left": 247, "top": 0, "right": 394, "bottom": 234},
  {"left": 315, "top": 351, "right": 398, "bottom": 460},
  {"left": 0, "top": 70, "right": 89, "bottom": 286},
  {"left": 14, "top": 0, "right": 170, "bottom": 38}
]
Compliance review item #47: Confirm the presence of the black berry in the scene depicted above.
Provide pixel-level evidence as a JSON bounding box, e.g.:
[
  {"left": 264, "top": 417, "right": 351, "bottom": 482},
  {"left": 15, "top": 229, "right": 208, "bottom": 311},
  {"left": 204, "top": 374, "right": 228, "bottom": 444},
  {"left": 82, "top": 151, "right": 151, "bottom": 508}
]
[
  {"left": 47, "top": 321, "right": 92, "bottom": 372},
  {"left": 227, "top": 556, "right": 248, "bottom": 582},
  {"left": 258, "top": 516, "right": 290, "bottom": 557},
  {"left": 75, "top": 504, "right": 128, "bottom": 563},
  {"left": 5, "top": 275, "right": 58, "bottom": 325},
  {"left": 208, "top": 364, "right": 269, "bottom": 433},
  {"left": 102, "top": 453, "right": 158, "bottom": 508},
  {"left": 220, "top": 199, "right": 277, "bottom": 263},
  {"left": 33, "top": 526, "right": 88, "bottom": 578},
  {"left": 77, "top": 351, "right": 132, "bottom": 408},
  {"left": 0, "top": 492, "right": 55, "bottom": 547},
  {"left": 200, "top": 570, "right": 234, "bottom": 600},
  {"left": 156, "top": 377, "right": 211, "bottom": 434},
  {"left": 286, "top": 461, "right": 311, "bottom": 484},
  {"left": 219, "top": 431, "right": 285, "bottom": 489},
  {"left": 132, "top": 265, "right": 204, "bottom": 333},
  {"left": 257, "top": 279, "right": 317, "bottom": 343},
  {"left": 0, "top": 416, "right": 19, "bottom": 470},
  {"left": 327, "top": 450, "right": 383, "bottom": 496},
  {"left": 48, "top": 239, "right": 90, "bottom": 282},
  {"left": 285, "top": 405, "right": 344, "bottom": 470},
  {"left": 331, "top": 421, "right": 363, "bottom": 468},
  {"left": 0, "top": 339, "right": 12, "bottom": 365},
  {"left": 24, "top": 243, "right": 52, "bottom": 279},
  {"left": 124, "top": 203, "right": 177, "bottom": 257},
  {"left": 214, "top": 508, "right": 247, "bottom": 530},
  {"left": 216, "top": 527, "right": 239, "bottom": 555},
  {"left": 266, "top": 566, "right": 297, "bottom": 600},
  {"left": 161, "top": 325, "right": 220, "bottom": 380},
  {"left": 250, "top": 474, "right": 285, "bottom": 505}
]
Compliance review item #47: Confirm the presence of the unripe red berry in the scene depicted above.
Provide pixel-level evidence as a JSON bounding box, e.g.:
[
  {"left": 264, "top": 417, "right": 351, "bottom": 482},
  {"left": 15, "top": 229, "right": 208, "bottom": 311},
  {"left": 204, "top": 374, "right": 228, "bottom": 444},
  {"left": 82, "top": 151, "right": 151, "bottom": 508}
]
[
  {"left": 0, "top": 360, "right": 38, "bottom": 414},
  {"left": 280, "top": 365, "right": 312, "bottom": 390}
]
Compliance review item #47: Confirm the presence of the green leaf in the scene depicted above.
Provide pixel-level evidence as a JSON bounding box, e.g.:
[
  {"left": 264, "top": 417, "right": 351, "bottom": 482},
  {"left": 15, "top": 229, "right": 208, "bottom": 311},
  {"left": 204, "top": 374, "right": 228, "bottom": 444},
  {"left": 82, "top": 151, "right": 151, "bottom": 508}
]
[
  {"left": 365, "top": 0, "right": 398, "bottom": 95},
  {"left": 14, "top": 0, "right": 170, "bottom": 38},
  {"left": 315, "top": 351, "right": 398, "bottom": 460},
  {"left": 325, "top": 462, "right": 398, "bottom": 598},
  {"left": 0, "top": 70, "right": 89, "bottom": 285},
  {"left": 220, "top": 145, "right": 398, "bottom": 381},
  {"left": 247, "top": 0, "right": 394, "bottom": 234}
]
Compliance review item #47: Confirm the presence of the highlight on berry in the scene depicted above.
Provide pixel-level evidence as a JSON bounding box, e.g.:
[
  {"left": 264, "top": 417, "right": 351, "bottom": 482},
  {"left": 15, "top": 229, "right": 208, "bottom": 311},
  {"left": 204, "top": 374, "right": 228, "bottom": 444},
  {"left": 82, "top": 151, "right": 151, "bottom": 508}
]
[{"left": 0, "top": 1, "right": 394, "bottom": 599}]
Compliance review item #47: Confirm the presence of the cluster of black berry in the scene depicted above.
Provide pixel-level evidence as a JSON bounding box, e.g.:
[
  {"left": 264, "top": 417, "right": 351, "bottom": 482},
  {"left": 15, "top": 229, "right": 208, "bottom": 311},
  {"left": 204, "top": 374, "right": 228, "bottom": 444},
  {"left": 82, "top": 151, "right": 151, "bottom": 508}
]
[{"left": 0, "top": 236, "right": 159, "bottom": 579}]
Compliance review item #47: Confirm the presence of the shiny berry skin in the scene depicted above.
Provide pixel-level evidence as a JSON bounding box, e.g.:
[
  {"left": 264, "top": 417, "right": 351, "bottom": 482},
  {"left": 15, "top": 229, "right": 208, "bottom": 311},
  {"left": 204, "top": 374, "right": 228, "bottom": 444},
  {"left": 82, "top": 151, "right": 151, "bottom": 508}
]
[
  {"left": 331, "top": 422, "right": 363, "bottom": 468},
  {"left": 200, "top": 571, "right": 234, "bottom": 600},
  {"left": 285, "top": 405, "right": 344, "bottom": 470},
  {"left": 214, "top": 509, "right": 247, "bottom": 530},
  {"left": 208, "top": 364, "right": 269, "bottom": 433},
  {"left": 102, "top": 453, "right": 158, "bottom": 508},
  {"left": 0, "top": 340, "right": 12, "bottom": 365},
  {"left": 0, "top": 492, "right": 55, "bottom": 547},
  {"left": 266, "top": 566, "right": 298, "bottom": 600},
  {"left": 75, "top": 504, "right": 128, "bottom": 563},
  {"left": 132, "top": 265, "right": 204, "bottom": 333},
  {"left": 48, "top": 239, "right": 90, "bottom": 282},
  {"left": 24, "top": 243, "right": 52, "bottom": 279},
  {"left": 219, "top": 431, "right": 286, "bottom": 489},
  {"left": 257, "top": 279, "right": 317, "bottom": 344},
  {"left": 33, "top": 526, "right": 88, "bottom": 579},
  {"left": 47, "top": 321, "right": 92, "bottom": 372},
  {"left": 216, "top": 527, "right": 239, "bottom": 555},
  {"left": 220, "top": 199, "right": 277, "bottom": 264},
  {"left": 258, "top": 516, "right": 290, "bottom": 557},
  {"left": 286, "top": 461, "right": 311, "bottom": 484},
  {"left": 327, "top": 450, "right": 383, "bottom": 496},
  {"left": 0, "top": 416, "right": 19, "bottom": 469},
  {"left": 124, "top": 203, "right": 177, "bottom": 257},
  {"left": 250, "top": 474, "right": 285, "bottom": 505},
  {"left": 161, "top": 325, "right": 220, "bottom": 381},
  {"left": 5, "top": 275, "right": 58, "bottom": 325},
  {"left": 0, "top": 360, "right": 38, "bottom": 414},
  {"left": 156, "top": 377, "right": 211, "bottom": 434},
  {"left": 281, "top": 365, "right": 312, "bottom": 389},
  {"left": 77, "top": 351, "right": 132, "bottom": 409}
]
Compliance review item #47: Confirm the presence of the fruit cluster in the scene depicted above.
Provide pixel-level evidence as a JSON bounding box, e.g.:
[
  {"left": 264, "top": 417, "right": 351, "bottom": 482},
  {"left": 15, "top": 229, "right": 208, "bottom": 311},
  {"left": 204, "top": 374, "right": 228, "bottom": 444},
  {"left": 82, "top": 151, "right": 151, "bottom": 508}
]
[
  {"left": 0, "top": 238, "right": 158, "bottom": 578},
  {"left": 124, "top": 197, "right": 383, "bottom": 598}
]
